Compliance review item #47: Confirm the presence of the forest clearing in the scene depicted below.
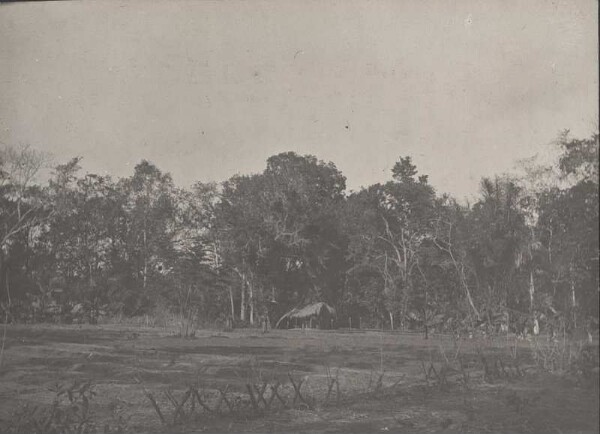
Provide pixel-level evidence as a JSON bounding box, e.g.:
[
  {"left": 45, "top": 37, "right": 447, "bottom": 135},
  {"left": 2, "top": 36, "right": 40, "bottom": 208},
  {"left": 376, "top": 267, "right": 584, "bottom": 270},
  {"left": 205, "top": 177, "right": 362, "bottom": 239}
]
[
  {"left": 0, "top": 324, "right": 597, "bottom": 433},
  {"left": 1, "top": 1, "right": 598, "bottom": 432}
]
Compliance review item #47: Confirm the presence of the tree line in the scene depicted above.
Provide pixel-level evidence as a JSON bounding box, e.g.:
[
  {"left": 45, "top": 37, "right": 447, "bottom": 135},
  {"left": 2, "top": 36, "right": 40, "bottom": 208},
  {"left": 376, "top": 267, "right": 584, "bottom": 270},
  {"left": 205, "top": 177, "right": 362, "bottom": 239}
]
[{"left": 0, "top": 131, "right": 598, "bottom": 335}]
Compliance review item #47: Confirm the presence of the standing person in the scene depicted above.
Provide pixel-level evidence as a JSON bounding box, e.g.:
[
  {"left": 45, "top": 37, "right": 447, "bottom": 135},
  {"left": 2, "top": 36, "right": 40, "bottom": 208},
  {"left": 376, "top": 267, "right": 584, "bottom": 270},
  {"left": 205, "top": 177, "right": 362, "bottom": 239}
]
[{"left": 260, "top": 305, "right": 271, "bottom": 333}]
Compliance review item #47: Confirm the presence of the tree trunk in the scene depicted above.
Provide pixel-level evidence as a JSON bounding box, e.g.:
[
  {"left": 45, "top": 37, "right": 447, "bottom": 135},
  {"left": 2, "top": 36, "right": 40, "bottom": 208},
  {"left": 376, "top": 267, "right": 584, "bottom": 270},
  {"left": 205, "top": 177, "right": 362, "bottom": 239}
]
[
  {"left": 570, "top": 264, "right": 577, "bottom": 329},
  {"left": 142, "top": 226, "right": 148, "bottom": 290},
  {"left": 529, "top": 271, "right": 535, "bottom": 313},
  {"left": 401, "top": 286, "right": 409, "bottom": 330},
  {"left": 529, "top": 271, "right": 537, "bottom": 334},
  {"left": 389, "top": 311, "right": 394, "bottom": 331},
  {"left": 424, "top": 291, "right": 429, "bottom": 339},
  {"left": 5, "top": 266, "right": 11, "bottom": 310},
  {"left": 248, "top": 280, "right": 254, "bottom": 326},
  {"left": 0, "top": 252, "right": 4, "bottom": 303},
  {"left": 213, "top": 242, "right": 220, "bottom": 269},
  {"left": 464, "top": 287, "right": 478, "bottom": 320},
  {"left": 240, "top": 277, "right": 246, "bottom": 322},
  {"left": 228, "top": 287, "right": 235, "bottom": 321}
]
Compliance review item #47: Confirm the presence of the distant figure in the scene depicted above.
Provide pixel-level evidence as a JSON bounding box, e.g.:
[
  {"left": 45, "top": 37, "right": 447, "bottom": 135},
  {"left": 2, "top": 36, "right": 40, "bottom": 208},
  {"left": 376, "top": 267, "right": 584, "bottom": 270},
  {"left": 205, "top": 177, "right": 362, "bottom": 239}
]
[
  {"left": 225, "top": 315, "right": 234, "bottom": 331},
  {"left": 262, "top": 313, "right": 270, "bottom": 333}
]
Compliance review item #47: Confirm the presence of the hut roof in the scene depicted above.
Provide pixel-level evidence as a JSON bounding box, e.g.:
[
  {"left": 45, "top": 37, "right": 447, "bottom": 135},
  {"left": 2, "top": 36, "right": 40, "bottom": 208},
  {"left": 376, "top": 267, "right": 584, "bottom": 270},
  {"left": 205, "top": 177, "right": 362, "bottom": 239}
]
[{"left": 275, "top": 302, "right": 335, "bottom": 328}]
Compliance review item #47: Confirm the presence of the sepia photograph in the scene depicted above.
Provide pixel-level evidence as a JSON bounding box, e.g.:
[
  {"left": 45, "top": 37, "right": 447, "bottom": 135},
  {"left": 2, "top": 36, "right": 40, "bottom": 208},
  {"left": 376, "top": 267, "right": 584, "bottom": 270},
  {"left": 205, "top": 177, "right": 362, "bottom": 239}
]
[{"left": 0, "top": 0, "right": 598, "bottom": 432}]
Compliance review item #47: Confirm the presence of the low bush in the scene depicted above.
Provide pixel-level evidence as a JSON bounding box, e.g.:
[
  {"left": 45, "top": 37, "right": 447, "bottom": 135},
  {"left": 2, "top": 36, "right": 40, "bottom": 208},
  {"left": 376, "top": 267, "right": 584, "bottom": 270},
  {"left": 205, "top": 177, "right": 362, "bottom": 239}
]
[{"left": 0, "top": 381, "right": 128, "bottom": 434}]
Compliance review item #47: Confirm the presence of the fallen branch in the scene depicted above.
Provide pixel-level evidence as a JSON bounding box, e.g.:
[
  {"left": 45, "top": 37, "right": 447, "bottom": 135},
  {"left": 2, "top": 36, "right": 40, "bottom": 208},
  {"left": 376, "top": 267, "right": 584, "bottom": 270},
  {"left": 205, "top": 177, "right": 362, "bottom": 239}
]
[
  {"left": 254, "top": 382, "right": 268, "bottom": 408},
  {"left": 288, "top": 373, "right": 313, "bottom": 410},
  {"left": 192, "top": 388, "right": 213, "bottom": 413},
  {"left": 246, "top": 384, "right": 259, "bottom": 412},
  {"left": 271, "top": 382, "right": 288, "bottom": 408},
  {"left": 217, "top": 386, "right": 234, "bottom": 413},
  {"left": 142, "top": 390, "right": 166, "bottom": 425},
  {"left": 164, "top": 389, "right": 190, "bottom": 424}
]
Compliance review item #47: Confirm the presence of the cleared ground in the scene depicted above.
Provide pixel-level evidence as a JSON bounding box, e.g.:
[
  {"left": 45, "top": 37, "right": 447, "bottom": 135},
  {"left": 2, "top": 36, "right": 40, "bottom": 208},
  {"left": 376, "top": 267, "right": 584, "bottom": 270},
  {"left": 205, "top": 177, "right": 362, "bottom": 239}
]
[{"left": 0, "top": 324, "right": 597, "bottom": 433}]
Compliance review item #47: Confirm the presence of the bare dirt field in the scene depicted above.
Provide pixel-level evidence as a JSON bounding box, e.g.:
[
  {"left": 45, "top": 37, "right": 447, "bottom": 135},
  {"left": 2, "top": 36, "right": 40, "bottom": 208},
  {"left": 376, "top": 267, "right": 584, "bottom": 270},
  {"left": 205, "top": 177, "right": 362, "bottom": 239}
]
[{"left": 0, "top": 324, "right": 598, "bottom": 433}]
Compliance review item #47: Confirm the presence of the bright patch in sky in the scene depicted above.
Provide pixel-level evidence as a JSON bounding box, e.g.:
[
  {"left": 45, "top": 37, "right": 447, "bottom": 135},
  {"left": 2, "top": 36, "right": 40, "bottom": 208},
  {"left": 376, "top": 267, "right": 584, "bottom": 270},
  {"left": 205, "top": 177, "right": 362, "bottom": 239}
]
[{"left": 0, "top": 0, "right": 597, "bottom": 201}]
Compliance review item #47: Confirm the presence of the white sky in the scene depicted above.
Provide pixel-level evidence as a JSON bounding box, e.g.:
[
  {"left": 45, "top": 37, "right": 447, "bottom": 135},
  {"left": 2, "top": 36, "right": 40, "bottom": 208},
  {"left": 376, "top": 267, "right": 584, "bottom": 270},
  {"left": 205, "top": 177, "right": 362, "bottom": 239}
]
[{"left": 0, "top": 0, "right": 597, "bottom": 200}]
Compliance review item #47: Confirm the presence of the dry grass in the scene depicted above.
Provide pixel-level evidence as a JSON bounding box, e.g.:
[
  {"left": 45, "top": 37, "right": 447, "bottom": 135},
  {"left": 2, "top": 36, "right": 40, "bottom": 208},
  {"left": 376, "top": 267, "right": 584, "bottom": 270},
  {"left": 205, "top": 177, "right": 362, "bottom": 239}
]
[{"left": 0, "top": 324, "right": 597, "bottom": 433}]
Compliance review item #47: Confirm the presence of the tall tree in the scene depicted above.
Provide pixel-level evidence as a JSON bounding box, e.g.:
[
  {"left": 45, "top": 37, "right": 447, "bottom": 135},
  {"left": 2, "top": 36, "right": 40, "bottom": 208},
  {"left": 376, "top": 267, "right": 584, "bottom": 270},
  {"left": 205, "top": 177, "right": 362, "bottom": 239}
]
[
  {"left": 536, "top": 132, "right": 599, "bottom": 327},
  {"left": 344, "top": 157, "right": 436, "bottom": 330},
  {"left": 216, "top": 152, "right": 347, "bottom": 325},
  {"left": 0, "top": 146, "right": 48, "bottom": 319},
  {"left": 121, "top": 161, "right": 177, "bottom": 299}
]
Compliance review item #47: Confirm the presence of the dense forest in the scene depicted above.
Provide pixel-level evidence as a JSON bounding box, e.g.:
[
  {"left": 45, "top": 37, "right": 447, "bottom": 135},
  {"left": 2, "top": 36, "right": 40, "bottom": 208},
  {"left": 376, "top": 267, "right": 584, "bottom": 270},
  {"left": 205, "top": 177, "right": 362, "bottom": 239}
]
[{"left": 0, "top": 131, "right": 598, "bottom": 336}]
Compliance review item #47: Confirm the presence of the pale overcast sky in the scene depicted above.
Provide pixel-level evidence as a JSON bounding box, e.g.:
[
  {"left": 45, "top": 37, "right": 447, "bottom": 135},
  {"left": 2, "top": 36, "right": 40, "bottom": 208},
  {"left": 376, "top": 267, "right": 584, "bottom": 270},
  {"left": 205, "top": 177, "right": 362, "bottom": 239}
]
[{"left": 0, "top": 0, "right": 597, "bottom": 200}]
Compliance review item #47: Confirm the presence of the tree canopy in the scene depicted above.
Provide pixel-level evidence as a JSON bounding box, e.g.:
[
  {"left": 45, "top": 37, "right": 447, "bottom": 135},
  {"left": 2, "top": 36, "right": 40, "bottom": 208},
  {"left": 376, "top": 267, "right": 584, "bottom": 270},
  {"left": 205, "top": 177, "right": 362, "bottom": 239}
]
[{"left": 0, "top": 133, "right": 597, "bottom": 335}]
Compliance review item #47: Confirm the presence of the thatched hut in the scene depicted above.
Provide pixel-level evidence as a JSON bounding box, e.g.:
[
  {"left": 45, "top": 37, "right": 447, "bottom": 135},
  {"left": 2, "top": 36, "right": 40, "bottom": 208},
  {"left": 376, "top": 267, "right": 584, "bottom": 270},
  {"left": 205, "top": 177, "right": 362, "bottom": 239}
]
[{"left": 275, "top": 302, "right": 336, "bottom": 330}]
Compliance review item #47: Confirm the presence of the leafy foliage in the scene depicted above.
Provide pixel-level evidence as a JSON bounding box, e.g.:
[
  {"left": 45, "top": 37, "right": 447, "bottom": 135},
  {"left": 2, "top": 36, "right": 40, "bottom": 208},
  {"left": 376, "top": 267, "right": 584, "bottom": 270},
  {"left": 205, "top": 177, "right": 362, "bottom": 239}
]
[{"left": 0, "top": 132, "right": 597, "bottom": 334}]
